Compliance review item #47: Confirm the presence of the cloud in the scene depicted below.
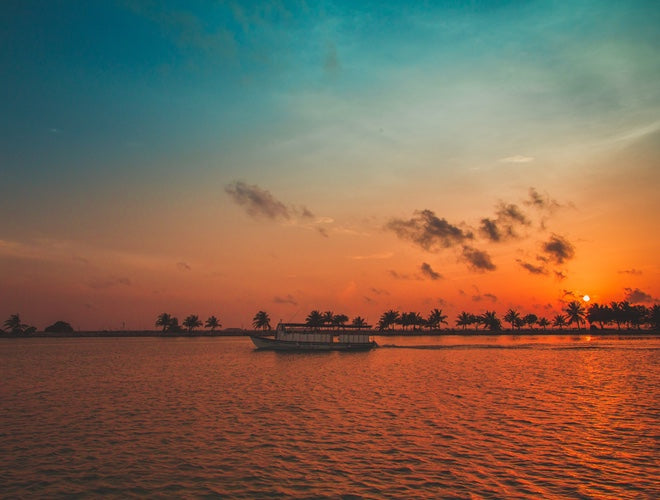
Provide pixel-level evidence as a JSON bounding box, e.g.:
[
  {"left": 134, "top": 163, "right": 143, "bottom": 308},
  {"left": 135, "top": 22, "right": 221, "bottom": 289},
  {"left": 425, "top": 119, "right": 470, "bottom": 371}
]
[
  {"left": 618, "top": 268, "right": 642, "bottom": 276},
  {"left": 624, "top": 288, "right": 654, "bottom": 304},
  {"left": 524, "top": 187, "right": 560, "bottom": 212},
  {"left": 386, "top": 209, "right": 472, "bottom": 251},
  {"left": 225, "top": 181, "right": 290, "bottom": 220},
  {"left": 461, "top": 246, "right": 496, "bottom": 272},
  {"left": 516, "top": 259, "right": 547, "bottom": 275},
  {"left": 555, "top": 271, "right": 567, "bottom": 281},
  {"left": 388, "top": 269, "right": 417, "bottom": 280},
  {"left": 87, "top": 276, "right": 132, "bottom": 290},
  {"left": 349, "top": 252, "right": 394, "bottom": 260},
  {"left": 479, "top": 218, "right": 501, "bottom": 242},
  {"left": 370, "top": 287, "right": 389, "bottom": 296},
  {"left": 479, "top": 202, "right": 530, "bottom": 242},
  {"left": 420, "top": 262, "right": 442, "bottom": 280},
  {"left": 542, "top": 234, "right": 575, "bottom": 264},
  {"left": 499, "top": 155, "right": 534, "bottom": 163},
  {"left": 472, "top": 293, "right": 497, "bottom": 302},
  {"left": 177, "top": 261, "right": 191, "bottom": 271},
  {"left": 274, "top": 294, "right": 297, "bottom": 305}
]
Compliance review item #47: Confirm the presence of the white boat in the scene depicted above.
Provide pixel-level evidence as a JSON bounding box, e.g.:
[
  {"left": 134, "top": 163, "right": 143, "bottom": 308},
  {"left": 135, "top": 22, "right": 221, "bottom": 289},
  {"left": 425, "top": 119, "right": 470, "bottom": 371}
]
[{"left": 250, "top": 322, "right": 377, "bottom": 351}]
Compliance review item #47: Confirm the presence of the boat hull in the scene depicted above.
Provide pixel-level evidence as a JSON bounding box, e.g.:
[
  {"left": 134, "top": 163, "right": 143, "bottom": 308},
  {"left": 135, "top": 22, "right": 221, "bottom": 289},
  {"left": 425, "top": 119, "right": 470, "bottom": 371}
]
[{"left": 250, "top": 335, "right": 377, "bottom": 351}]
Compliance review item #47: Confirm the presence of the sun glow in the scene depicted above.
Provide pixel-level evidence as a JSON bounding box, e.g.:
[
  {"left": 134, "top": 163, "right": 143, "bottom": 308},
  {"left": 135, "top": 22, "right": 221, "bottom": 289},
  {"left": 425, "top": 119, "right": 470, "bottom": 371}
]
[{"left": 583, "top": 295, "right": 590, "bottom": 302}]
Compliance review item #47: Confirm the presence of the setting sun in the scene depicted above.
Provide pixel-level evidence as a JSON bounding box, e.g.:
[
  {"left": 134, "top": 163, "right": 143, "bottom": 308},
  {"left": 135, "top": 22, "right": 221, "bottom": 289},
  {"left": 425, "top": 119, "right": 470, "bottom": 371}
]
[{"left": 583, "top": 295, "right": 591, "bottom": 302}]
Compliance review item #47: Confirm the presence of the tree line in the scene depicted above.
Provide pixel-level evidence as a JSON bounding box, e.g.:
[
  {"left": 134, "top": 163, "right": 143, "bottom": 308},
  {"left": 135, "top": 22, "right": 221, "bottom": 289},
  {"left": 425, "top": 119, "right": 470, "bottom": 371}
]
[{"left": 2, "top": 300, "right": 659, "bottom": 336}]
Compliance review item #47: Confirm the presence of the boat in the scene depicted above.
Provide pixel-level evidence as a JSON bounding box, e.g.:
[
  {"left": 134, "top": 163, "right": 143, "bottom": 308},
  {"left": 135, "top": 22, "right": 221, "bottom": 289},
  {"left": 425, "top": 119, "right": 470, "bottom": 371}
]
[{"left": 250, "top": 322, "right": 378, "bottom": 351}]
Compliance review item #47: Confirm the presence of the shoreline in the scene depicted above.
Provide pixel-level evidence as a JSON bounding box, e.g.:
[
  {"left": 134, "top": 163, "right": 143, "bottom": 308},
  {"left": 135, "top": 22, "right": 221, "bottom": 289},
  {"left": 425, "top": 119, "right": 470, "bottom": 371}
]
[{"left": 1, "top": 328, "right": 658, "bottom": 339}]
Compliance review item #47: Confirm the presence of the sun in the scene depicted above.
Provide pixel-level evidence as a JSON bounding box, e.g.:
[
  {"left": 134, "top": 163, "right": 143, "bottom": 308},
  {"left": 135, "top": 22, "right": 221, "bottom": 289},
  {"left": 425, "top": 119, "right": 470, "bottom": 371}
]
[{"left": 583, "top": 295, "right": 590, "bottom": 302}]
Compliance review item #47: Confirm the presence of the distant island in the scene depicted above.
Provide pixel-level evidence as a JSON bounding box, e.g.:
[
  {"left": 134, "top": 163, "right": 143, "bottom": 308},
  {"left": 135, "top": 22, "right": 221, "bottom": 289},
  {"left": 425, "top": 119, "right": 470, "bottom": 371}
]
[{"left": 2, "top": 301, "right": 659, "bottom": 338}]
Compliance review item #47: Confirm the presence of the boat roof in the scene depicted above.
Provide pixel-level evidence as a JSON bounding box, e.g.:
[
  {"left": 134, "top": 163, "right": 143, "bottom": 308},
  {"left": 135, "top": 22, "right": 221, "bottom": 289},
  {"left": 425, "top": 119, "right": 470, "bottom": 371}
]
[{"left": 279, "top": 322, "right": 372, "bottom": 329}]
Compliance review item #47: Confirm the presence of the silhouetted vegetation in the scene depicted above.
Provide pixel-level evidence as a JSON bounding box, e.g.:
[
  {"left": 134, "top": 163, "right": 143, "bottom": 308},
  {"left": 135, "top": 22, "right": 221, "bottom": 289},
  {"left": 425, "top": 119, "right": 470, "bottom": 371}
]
[
  {"left": 2, "top": 314, "right": 36, "bottom": 335},
  {"left": 45, "top": 321, "right": 74, "bottom": 333},
  {"left": 252, "top": 311, "right": 271, "bottom": 330}
]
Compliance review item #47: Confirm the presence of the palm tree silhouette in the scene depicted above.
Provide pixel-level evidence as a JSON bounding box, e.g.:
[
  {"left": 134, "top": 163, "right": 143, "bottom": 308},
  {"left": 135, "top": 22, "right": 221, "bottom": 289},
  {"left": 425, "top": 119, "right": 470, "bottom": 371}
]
[
  {"left": 322, "top": 311, "right": 334, "bottom": 326},
  {"left": 3, "top": 314, "right": 32, "bottom": 334},
  {"left": 351, "top": 316, "right": 367, "bottom": 328},
  {"left": 183, "top": 314, "right": 202, "bottom": 333},
  {"left": 205, "top": 316, "right": 221, "bottom": 331},
  {"left": 564, "top": 301, "right": 585, "bottom": 330},
  {"left": 332, "top": 314, "right": 349, "bottom": 328},
  {"left": 553, "top": 314, "right": 567, "bottom": 330},
  {"left": 504, "top": 309, "right": 520, "bottom": 331},
  {"left": 252, "top": 311, "right": 271, "bottom": 330},
  {"left": 378, "top": 310, "right": 400, "bottom": 331},
  {"left": 523, "top": 313, "right": 538, "bottom": 330},
  {"left": 481, "top": 311, "right": 501, "bottom": 331},
  {"left": 538, "top": 317, "right": 550, "bottom": 331},
  {"left": 155, "top": 313, "right": 173, "bottom": 332},
  {"left": 306, "top": 310, "right": 324, "bottom": 329},
  {"left": 426, "top": 308, "right": 448, "bottom": 330},
  {"left": 455, "top": 311, "right": 472, "bottom": 331}
]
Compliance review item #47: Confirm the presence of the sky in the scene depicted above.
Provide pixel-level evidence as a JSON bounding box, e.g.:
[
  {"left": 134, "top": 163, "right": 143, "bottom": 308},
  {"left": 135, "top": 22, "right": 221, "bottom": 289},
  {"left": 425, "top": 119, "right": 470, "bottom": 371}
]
[{"left": 1, "top": 0, "right": 659, "bottom": 330}]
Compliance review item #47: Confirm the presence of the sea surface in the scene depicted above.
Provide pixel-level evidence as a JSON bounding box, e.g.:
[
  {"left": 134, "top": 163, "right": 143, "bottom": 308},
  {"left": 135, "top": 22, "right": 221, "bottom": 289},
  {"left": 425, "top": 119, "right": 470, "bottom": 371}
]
[{"left": 1, "top": 334, "right": 658, "bottom": 498}]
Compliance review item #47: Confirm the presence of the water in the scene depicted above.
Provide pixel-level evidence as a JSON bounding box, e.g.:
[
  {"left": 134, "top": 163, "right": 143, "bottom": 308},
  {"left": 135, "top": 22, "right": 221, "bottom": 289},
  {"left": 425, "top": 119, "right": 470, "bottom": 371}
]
[{"left": 2, "top": 335, "right": 658, "bottom": 498}]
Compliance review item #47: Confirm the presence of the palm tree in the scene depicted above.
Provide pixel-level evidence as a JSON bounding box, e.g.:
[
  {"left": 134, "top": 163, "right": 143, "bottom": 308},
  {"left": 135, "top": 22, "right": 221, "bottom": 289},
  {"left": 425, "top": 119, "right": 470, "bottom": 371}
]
[
  {"left": 649, "top": 305, "right": 660, "bottom": 330},
  {"left": 155, "top": 313, "right": 174, "bottom": 332},
  {"left": 538, "top": 317, "right": 550, "bottom": 331},
  {"left": 553, "top": 314, "right": 567, "bottom": 330},
  {"left": 504, "top": 309, "right": 520, "bottom": 331},
  {"left": 565, "top": 301, "right": 586, "bottom": 330},
  {"left": 322, "top": 311, "right": 334, "bottom": 326},
  {"left": 306, "top": 310, "right": 324, "bottom": 329},
  {"left": 183, "top": 315, "right": 202, "bottom": 333},
  {"left": 351, "top": 316, "right": 367, "bottom": 328},
  {"left": 523, "top": 313, "right": 538, "bottom": 330},
  {"left": 378, "top": 310, "right": 400, "bottom": 331},
  {"left": 455, "top": 311, "right": 473, "bottom": 331},
  {"left": 3, "top": 314, "right": 33, "bottom": 335},
  {"left": 205, "top": 316, "right": 221, "bottom": 331},
  {"left": 587, "top": 303, "right": 610, "bottom": 330},
  {"left": 426, "top": 308, "right": 448, "bottom": 331},
  {"left": 481, "top": 311, "right": 501, "bottom": 331},
  {"left": 252, "top": 311, "right": 271, "bottom": 330},
  {"left": 610, "top": 301, "right": 623, "bottom": 330},
  {"left": 332, "top": 314, "right": 349, "bottom": 328}
]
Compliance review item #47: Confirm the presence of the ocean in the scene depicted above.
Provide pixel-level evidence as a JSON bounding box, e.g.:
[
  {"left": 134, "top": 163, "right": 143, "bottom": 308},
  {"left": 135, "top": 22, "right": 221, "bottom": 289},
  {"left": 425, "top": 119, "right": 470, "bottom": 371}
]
[{"left": 2, "top": 334, "right": 658, "bottom": 498}]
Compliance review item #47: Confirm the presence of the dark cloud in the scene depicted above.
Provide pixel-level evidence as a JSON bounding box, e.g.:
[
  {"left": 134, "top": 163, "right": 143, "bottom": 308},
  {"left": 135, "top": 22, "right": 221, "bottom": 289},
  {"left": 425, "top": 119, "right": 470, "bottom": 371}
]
[
  {"left": 619, "top": 268, "right": 642, "bottom": 275},
  {"left": 524, "top": 187, "right": 560, "bottom": 212},
  {"left": 177, "top": 261, "right": 191, "bottom": 271},
  {"left": 386, "top": 209, "right": 472, "bottom": 251},
  {"left": 472, "top": 293, "right": 497, "bottom": 303},
  {"left": 516, "top": 259, "right": 547, "bottom": 275},
  {"left": 479, "top": 218, "right": 501, "bottom": 242},
  {"left": 388, "top": 269, "right": 418, "bottom": 280},
  {"left": 273, "top": 294, "right": 297, "bottom": 305},
  {"left": 420, "top": 262, "right": 442, "bottom": 280},
  {"left": 542, "top": 234, "right": 575, "bottom": 264},
  {"left": 461, "top": 246, "right": 496, "bottom": 272},
  {"left": 87, "top": 276, "right": 132, "bottom": 290},
  {"left": 317, "top": 227, "right": 329, "bottom": 238},
  {"left": 300, "top": 207, "right": 315, "bottom": 219},
  {"left": 225, "top": 181, "right": 290, "bottom": 220},
  {"left": 624, "top": 287, "right": 654, "bottom": 304},
  {"left": 370, "top": 287, "right": 389, "bottom": 296},
  {"left": 555, "top": 271, "right": 567, "bottom": 281},
  {"left": 496, "top": 202, "right": 530, "bottom": 226}
]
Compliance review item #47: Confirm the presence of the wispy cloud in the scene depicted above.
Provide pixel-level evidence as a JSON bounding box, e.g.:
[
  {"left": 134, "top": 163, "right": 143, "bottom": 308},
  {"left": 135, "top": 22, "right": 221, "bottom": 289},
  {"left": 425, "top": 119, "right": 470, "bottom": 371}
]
[
  {"left": 87, "top": 276, "right": 132, "bottom": 290},
  {"left": 499, "top": 155, "right": 534, "bottom": 163},
  {"left": 624, "top": 287, "right": 654, "bottom": 304},
  {"left": 420, "top": 262, "right": 442, "bottom": 280},
  {"left": 618, "top": 268, "right": 642, "bottom": 276},
  {"left": 516, "top": 259, "right": 547, "bottom": 275},
  {"left": 225, "top": 181, "right": 290, "bottom": 220},
  {"left": 385, "top": 209, "right": 473, "bottom": 251},
  {"left": 542, "top": 234, "right": 575, "bottom": 264},
  {"left": 274, "top": 294, "right": 298, "bottom": 305},
  {"left": 461, "top": 246, "right": 496, "bottom": 272},
  {"left": 177, "top": 261, "right": 191, "bottom": 271},
  {"left": 349, "top": 252, "right": 394, "bottom": 260}
]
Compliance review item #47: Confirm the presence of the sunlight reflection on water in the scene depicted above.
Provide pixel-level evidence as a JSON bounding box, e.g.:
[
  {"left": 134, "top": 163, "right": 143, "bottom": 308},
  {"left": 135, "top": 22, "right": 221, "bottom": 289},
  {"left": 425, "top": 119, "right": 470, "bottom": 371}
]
[{"left": 1, "top": 335, "right": 658, "bottom": 498}]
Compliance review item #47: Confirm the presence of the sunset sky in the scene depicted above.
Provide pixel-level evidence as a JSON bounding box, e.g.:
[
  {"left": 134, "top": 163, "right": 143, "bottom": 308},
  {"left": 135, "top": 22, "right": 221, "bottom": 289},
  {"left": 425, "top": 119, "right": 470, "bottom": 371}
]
[{"left": 2, "top": 1, "right": 658, "bottom": 330}]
